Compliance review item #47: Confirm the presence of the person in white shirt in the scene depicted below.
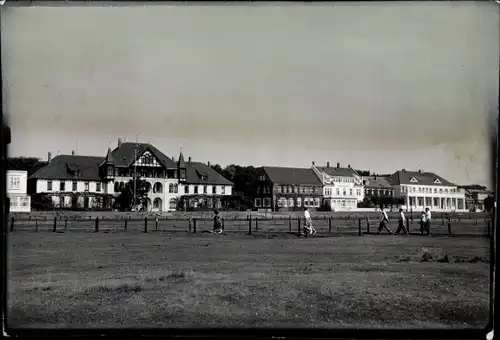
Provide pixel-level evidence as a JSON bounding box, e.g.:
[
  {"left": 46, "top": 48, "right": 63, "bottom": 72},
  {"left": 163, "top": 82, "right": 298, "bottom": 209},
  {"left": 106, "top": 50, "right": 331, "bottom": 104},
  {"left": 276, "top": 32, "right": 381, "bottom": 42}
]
[
  {"left": 303, "top": 207, "right": 316, "bottom": 235},
  {"left": 419, "top": 211, "right": 427, "bottom": 235},
  {"left": 424, "top": 207, "right": 432, "bottom": 236},
  {"left": 376, "top": 207, "right": 393, "bottom": 235},
  {"left": 394, "top": 208, "right": 409, "bottom": 235}
]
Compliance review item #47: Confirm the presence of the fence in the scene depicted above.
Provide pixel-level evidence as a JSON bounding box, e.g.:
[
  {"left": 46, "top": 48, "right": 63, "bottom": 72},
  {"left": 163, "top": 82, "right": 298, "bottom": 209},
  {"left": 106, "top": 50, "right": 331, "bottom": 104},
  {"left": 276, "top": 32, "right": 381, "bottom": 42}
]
[{"left": 7, "top": 213, "right": 492, "bottom": 238}]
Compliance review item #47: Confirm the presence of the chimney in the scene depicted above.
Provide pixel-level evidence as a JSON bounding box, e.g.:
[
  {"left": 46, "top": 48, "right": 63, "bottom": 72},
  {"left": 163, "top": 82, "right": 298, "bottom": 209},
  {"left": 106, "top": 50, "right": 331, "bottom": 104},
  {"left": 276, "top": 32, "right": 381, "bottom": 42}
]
[
  {"left": 118, "top": 138, "right": 122, "bottom": 147},
  {"left": 375, "top": 175, "right": 377, "bottom": 180},
  {"left": 418, "top": 169, "right": 422, "bottom": 174},
  {"left": 348, "top": 164, "right": 351, "bottom": 168},
  {"left": 48, "top": 152, "right": 52, "bottom": 163},
  {"left": 188, "top": 156, "right": 192, "bottom": 162},
  {"left": 326, "top": 161, "right": 330, "bottom": 168},
  {"left": 337, "top": 162, "right": 340, "bottom": 168},
  {"left": 208, "top": 161, "right": 211, "bottom": 167},
  {"left": 172, "top": 156, "right": 175, "bottom": 162},
  {"left": 71, "top": 150, "right": 75, "bottom": 156},
  {"left": 402, "top": 169, "right": 406, "bottom": 172},
  {"left": 312, "top": 161, "right": 315, "bottom": 166}
]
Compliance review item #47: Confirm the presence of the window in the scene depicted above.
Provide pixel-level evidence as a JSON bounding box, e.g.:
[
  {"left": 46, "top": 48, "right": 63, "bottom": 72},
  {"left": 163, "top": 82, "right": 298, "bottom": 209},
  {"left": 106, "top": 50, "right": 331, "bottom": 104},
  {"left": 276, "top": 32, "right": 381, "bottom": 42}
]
[
  {"left": 288, "top": 198, "right": 294, "bottom": 207},
  {"left": 84, "top": 182, "right": 89, "bottom": 191},
  {"left": 20, "top": 197, "right": 29, "bottom": 207},
  {"left": 434, "top": 188, "right": 437, "bottom": 193},
  {"left": 194, "top": 186, "right": 198, "bottom": 194},
  {"left": 336, "top": 188, "right": 340, "bottom": 195},
  {"left": 47, "top": 180, "right": 53, "bottom": 191},
  {"left": 296, "top": 198, "right": 302, "bottom": 207},
  {"left": 174, "top": 184, "right": 178, "bottom": 193},
  {"left": 185, "top": 185, "right": 189, "bottom": 194},
  {"left": 314, "top": 198, "right": 320, "bottom": 207},
  {"left": 222, "top": 186, "right": 226, "bottom": 194},
  {"left": 263, "top": 198, "right": 271, "bottom": 207},
  {"left": 349, "top": 189, "right": 353, "bottom": 196},
  {"left": 114, "top": 182, "right": 120, "bottom": 192},
  {"left": 169, "top": 183, "right": 174, "bottom": 193},
  {"left": 96, "top": 183, "right": 101, "bottom": 192},
  {"left": 343, "top": 189, "right": 346, "bottom": 196},
  {"left": 255, "top": 198, "right": 262, "bottom": 207},
  {"left": 169, "top": 198, "right": 177, "bottom": 210},
  {"left": 356, "top": 189, "right": 361, "bottom": 196},
  {"left": 9, "top": 176, "right": 20, "bottom": 190},
  {"left": 60, "top": 182, "right": 66, "bottom": 191},
  {"left": 203, "top": 185, "right": 207, "bottom": 194},
  {"left": 212, "top": 186, "right": 216, "bottom": 194},
  {"left": 258, "top": 175, "right": 265, "bottom": 181}
]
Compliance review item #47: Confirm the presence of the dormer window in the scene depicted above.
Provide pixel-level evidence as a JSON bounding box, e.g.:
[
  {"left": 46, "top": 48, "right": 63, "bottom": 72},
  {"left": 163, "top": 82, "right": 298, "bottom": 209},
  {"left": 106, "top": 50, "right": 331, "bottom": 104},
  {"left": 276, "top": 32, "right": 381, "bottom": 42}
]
[
  {"left": 409, "top": 177, "right": 418, "bottom": 183},
  {"left": 433, "top": 178, "right": 442, "bottom": 184}
]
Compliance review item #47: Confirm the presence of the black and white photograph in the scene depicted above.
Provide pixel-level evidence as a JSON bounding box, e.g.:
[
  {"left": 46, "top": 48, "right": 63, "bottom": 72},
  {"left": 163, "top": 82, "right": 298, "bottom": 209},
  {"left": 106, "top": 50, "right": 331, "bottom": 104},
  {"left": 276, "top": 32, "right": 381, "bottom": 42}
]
[{"left": 1, "top": 1, "right": 497, "bottom": 334}]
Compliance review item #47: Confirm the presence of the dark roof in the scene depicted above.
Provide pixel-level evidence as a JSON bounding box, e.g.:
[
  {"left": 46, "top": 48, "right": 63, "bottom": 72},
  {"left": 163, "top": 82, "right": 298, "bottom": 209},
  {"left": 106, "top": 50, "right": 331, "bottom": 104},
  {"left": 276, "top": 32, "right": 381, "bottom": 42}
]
[
  {"left": 110, "top": 142, "right": 177, "bottom": 169},
  {"left": 177, "top": 151, "right": 186, "bottom": 168},
  {"left": 262, "top": 166, "right": 323, "bottom": 186},
  {"left": 29, "top": 155, "right": 104, "bottom": 181},
  {"left": 386, "top": 170, "right": 456, "bottom": 186},
  {"left": 105, "top": 148, "right": 115, "bottom": 164},
  {"left": 185, "top": 162, "right": 233, "bottom": 186},
  {"left": 315, "top": 166, "right": 357, "bottom": 177},
  {"left": 363, "top": 176, "right": 393, "bottom": 188}
]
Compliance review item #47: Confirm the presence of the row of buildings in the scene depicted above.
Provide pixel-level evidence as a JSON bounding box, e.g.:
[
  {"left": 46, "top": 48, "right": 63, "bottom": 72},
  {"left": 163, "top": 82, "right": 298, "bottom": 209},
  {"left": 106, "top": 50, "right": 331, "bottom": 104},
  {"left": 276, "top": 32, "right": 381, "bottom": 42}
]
[{"left": 7, "top": 139, "right": 493, "bottom": 213}]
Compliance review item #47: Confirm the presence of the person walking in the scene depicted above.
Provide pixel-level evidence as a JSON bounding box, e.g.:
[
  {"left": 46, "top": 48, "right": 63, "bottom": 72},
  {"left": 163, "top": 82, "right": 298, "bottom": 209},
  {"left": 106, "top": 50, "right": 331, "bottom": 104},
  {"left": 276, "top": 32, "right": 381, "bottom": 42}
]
[
  {"left": 394, "top": 208, "right": 409, "bottom": 235},
  {"left": 424, "top": 207, "right": 432, "bottom": 236},
  {"left": 213, "top": 210, "right": 223, "bottom": 234},
  {"left": 419, "top": 210, "right": 426, "bottom": 235},
  {"left": 377, "top": 207, "right": 393, "bottom": 235},
  {"left": 303, "top": 207, "right": 316, "bottom": 235}
]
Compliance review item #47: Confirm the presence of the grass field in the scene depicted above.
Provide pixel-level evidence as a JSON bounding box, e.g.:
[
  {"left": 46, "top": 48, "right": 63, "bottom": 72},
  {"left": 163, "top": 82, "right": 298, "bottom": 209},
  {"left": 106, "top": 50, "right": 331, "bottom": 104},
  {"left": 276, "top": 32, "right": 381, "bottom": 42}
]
[{"left": 7, "top": 229, "right": 491, "bottom": 329}]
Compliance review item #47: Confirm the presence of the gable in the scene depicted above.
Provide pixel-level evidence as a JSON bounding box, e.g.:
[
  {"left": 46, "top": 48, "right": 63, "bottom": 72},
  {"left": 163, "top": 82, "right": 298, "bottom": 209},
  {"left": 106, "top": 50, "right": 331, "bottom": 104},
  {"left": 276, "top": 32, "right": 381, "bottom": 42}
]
[
  {"left": 133, "top": 150, "right": 162, "bottom": 167},
  {"left": 433, "top": 178, "right": 441, "bottom": 184},
  {"left": 409, "top": 177, "right": 418, "bottom": 183}
]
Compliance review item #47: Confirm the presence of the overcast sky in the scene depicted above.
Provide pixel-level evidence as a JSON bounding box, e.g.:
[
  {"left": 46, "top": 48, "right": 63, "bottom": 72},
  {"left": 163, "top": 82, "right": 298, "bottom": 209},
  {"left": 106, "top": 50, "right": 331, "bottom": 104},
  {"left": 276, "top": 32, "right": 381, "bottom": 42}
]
[{"left": 1, "top": 2, "right": 498, "bottom": 187}]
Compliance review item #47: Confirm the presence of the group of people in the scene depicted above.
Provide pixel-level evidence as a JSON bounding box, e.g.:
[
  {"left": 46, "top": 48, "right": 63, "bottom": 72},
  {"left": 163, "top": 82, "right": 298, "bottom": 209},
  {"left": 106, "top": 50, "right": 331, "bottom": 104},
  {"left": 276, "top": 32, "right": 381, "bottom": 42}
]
[
  {"left": 211, "top": 206, "right": 433, "bottom": 236},
  {"left": 377, "top": 207, "right": 432, "bottom": 236}
]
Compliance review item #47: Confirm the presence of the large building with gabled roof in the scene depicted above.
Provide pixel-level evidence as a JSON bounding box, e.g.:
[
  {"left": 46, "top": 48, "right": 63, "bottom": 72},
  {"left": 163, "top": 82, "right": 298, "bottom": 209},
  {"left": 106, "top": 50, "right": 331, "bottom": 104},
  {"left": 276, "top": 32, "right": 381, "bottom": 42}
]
[
  {"left": 386, "top": 169, "right": 467, "bottom": 212},
  {"left": 28, "top": 139, "right": 234, "bottom": 212}
]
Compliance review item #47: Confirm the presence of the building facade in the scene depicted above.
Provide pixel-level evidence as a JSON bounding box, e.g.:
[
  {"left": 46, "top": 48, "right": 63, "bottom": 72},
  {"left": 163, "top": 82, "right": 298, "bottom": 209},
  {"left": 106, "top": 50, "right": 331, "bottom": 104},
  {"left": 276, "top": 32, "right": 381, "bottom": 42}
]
[
  {"left": 311, "top": 162, "right": 364, "bottom": 211},
  {"left": 386, "top": 169, "right": 467, "bottom": 212},
  {"left": 254, "top": 166, "right": 323, "bottom": 211},
  {"left": 7, "top": 170, "right": 31, "bottom": 212},
  {"left": 460, "top": 185, "right": 493, "bottom": 212},
  {"left": 362, "top": 175, "right": 395, "bottom": 199},
  {"left": 28, "top": 140, "right": 233, "bottom": 212}
]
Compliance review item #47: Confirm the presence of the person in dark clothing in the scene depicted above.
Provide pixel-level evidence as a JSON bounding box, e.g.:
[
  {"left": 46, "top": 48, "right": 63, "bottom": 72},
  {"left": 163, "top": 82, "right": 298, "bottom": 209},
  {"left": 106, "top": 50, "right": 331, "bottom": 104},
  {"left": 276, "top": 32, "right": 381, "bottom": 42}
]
[
  {"left": 394, "top": 208, "right": 409, "bottom": 235},
  {"left": 213, "top": 210, "right": 223, "bottom": 234}
]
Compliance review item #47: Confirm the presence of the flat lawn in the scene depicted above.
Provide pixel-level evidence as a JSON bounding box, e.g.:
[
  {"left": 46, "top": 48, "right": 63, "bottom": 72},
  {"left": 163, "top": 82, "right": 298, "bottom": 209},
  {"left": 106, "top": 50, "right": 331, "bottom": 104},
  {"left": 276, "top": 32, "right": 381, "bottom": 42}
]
[{"left": 7, "top": 232, "right": 490, "bottom": 329}]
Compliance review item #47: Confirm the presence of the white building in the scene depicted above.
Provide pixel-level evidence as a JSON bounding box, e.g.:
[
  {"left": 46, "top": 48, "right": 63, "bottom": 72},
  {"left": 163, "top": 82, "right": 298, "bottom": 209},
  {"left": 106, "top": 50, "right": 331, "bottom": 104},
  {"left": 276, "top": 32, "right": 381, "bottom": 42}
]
[
  {"left": 28, "top": 140, "right": 233, "bottom": 212},
  {"left": 7, "top": 170, "right": 31, "bottom": 212},
  {"left": 312, "top": 162, "right": 364, "bottom": 211},
  {"left": 386, "top": 169, "right": 467, "bottom": 212}
]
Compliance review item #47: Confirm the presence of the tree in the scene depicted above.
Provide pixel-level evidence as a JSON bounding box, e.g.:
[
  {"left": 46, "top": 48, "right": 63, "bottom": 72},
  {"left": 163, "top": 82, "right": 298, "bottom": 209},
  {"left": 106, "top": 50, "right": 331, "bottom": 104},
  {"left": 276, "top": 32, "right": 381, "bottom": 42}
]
[
  {"left": 484, "top": 195, "right": 495, "bottom": 212},
  {"left": 113, "top": 178, "right": 151, "bottom": 211},
  {"left": 7, "top": 157, "right": 48, "bottom": 176}
]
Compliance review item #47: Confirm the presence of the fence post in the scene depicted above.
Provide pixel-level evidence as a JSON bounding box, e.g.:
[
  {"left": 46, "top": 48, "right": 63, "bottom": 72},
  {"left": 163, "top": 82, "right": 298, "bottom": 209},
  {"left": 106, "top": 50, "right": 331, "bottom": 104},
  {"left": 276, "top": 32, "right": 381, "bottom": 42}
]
[
  {"left": 447, "top": 218, "right": 452, "bottom": 235},
  {"left": 65, "top": 218, "right": 68, "bottom": 231},
  {"left": 358, "top": 218, "right": 362, "bottom": 236},
  {"left": 328, "top": 217, "right": 332, "bottom": 232},
  {"left": 35, "top": 219, "right": 38, "bottom": 232},
  {"left": 10, "top": 217, "right": 14, "bottom": 232},
  {"left": 53, "top": 217, "right": 57, "bottom": 232},
  {"left": 155, "top": 217, "right": 159, "bottom": 231},
  {"left": 298, "top": 217, "right": 301, "bottom": 237},
  {"left": 144, "top": 217, "right": 148, "bottom": 233},
  {"left": 248, "top": 216, "right": 252, "bottom": 235},
  {"left": 366, "top": 217, "right": 370, "bottom": 234},
  {"left": 95, "top": 217, "right": 99, "bottom": 232},
  {"left": 255, "top": 218, "right": 258, "bottom": 231},
  {"left": 222, "top": 217, "right": 225, "bottom": 232},
  {"left": 303, "top": 218, "right": 307, "bottom": 238},
  {"left": 124, "top": 219, "right": 128, "bottom": 231},
  {"left": 193, "top": 218, "right": 197, "bottom": 234},
  {"left": 475, "top": 218, "right": 478, "bottom": 226},
  {"left": 406, "top": 218, "right": 410, "bottom": 233},
  {"left": 288, "top": 216, "right": 292, "bottom": 231}
]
